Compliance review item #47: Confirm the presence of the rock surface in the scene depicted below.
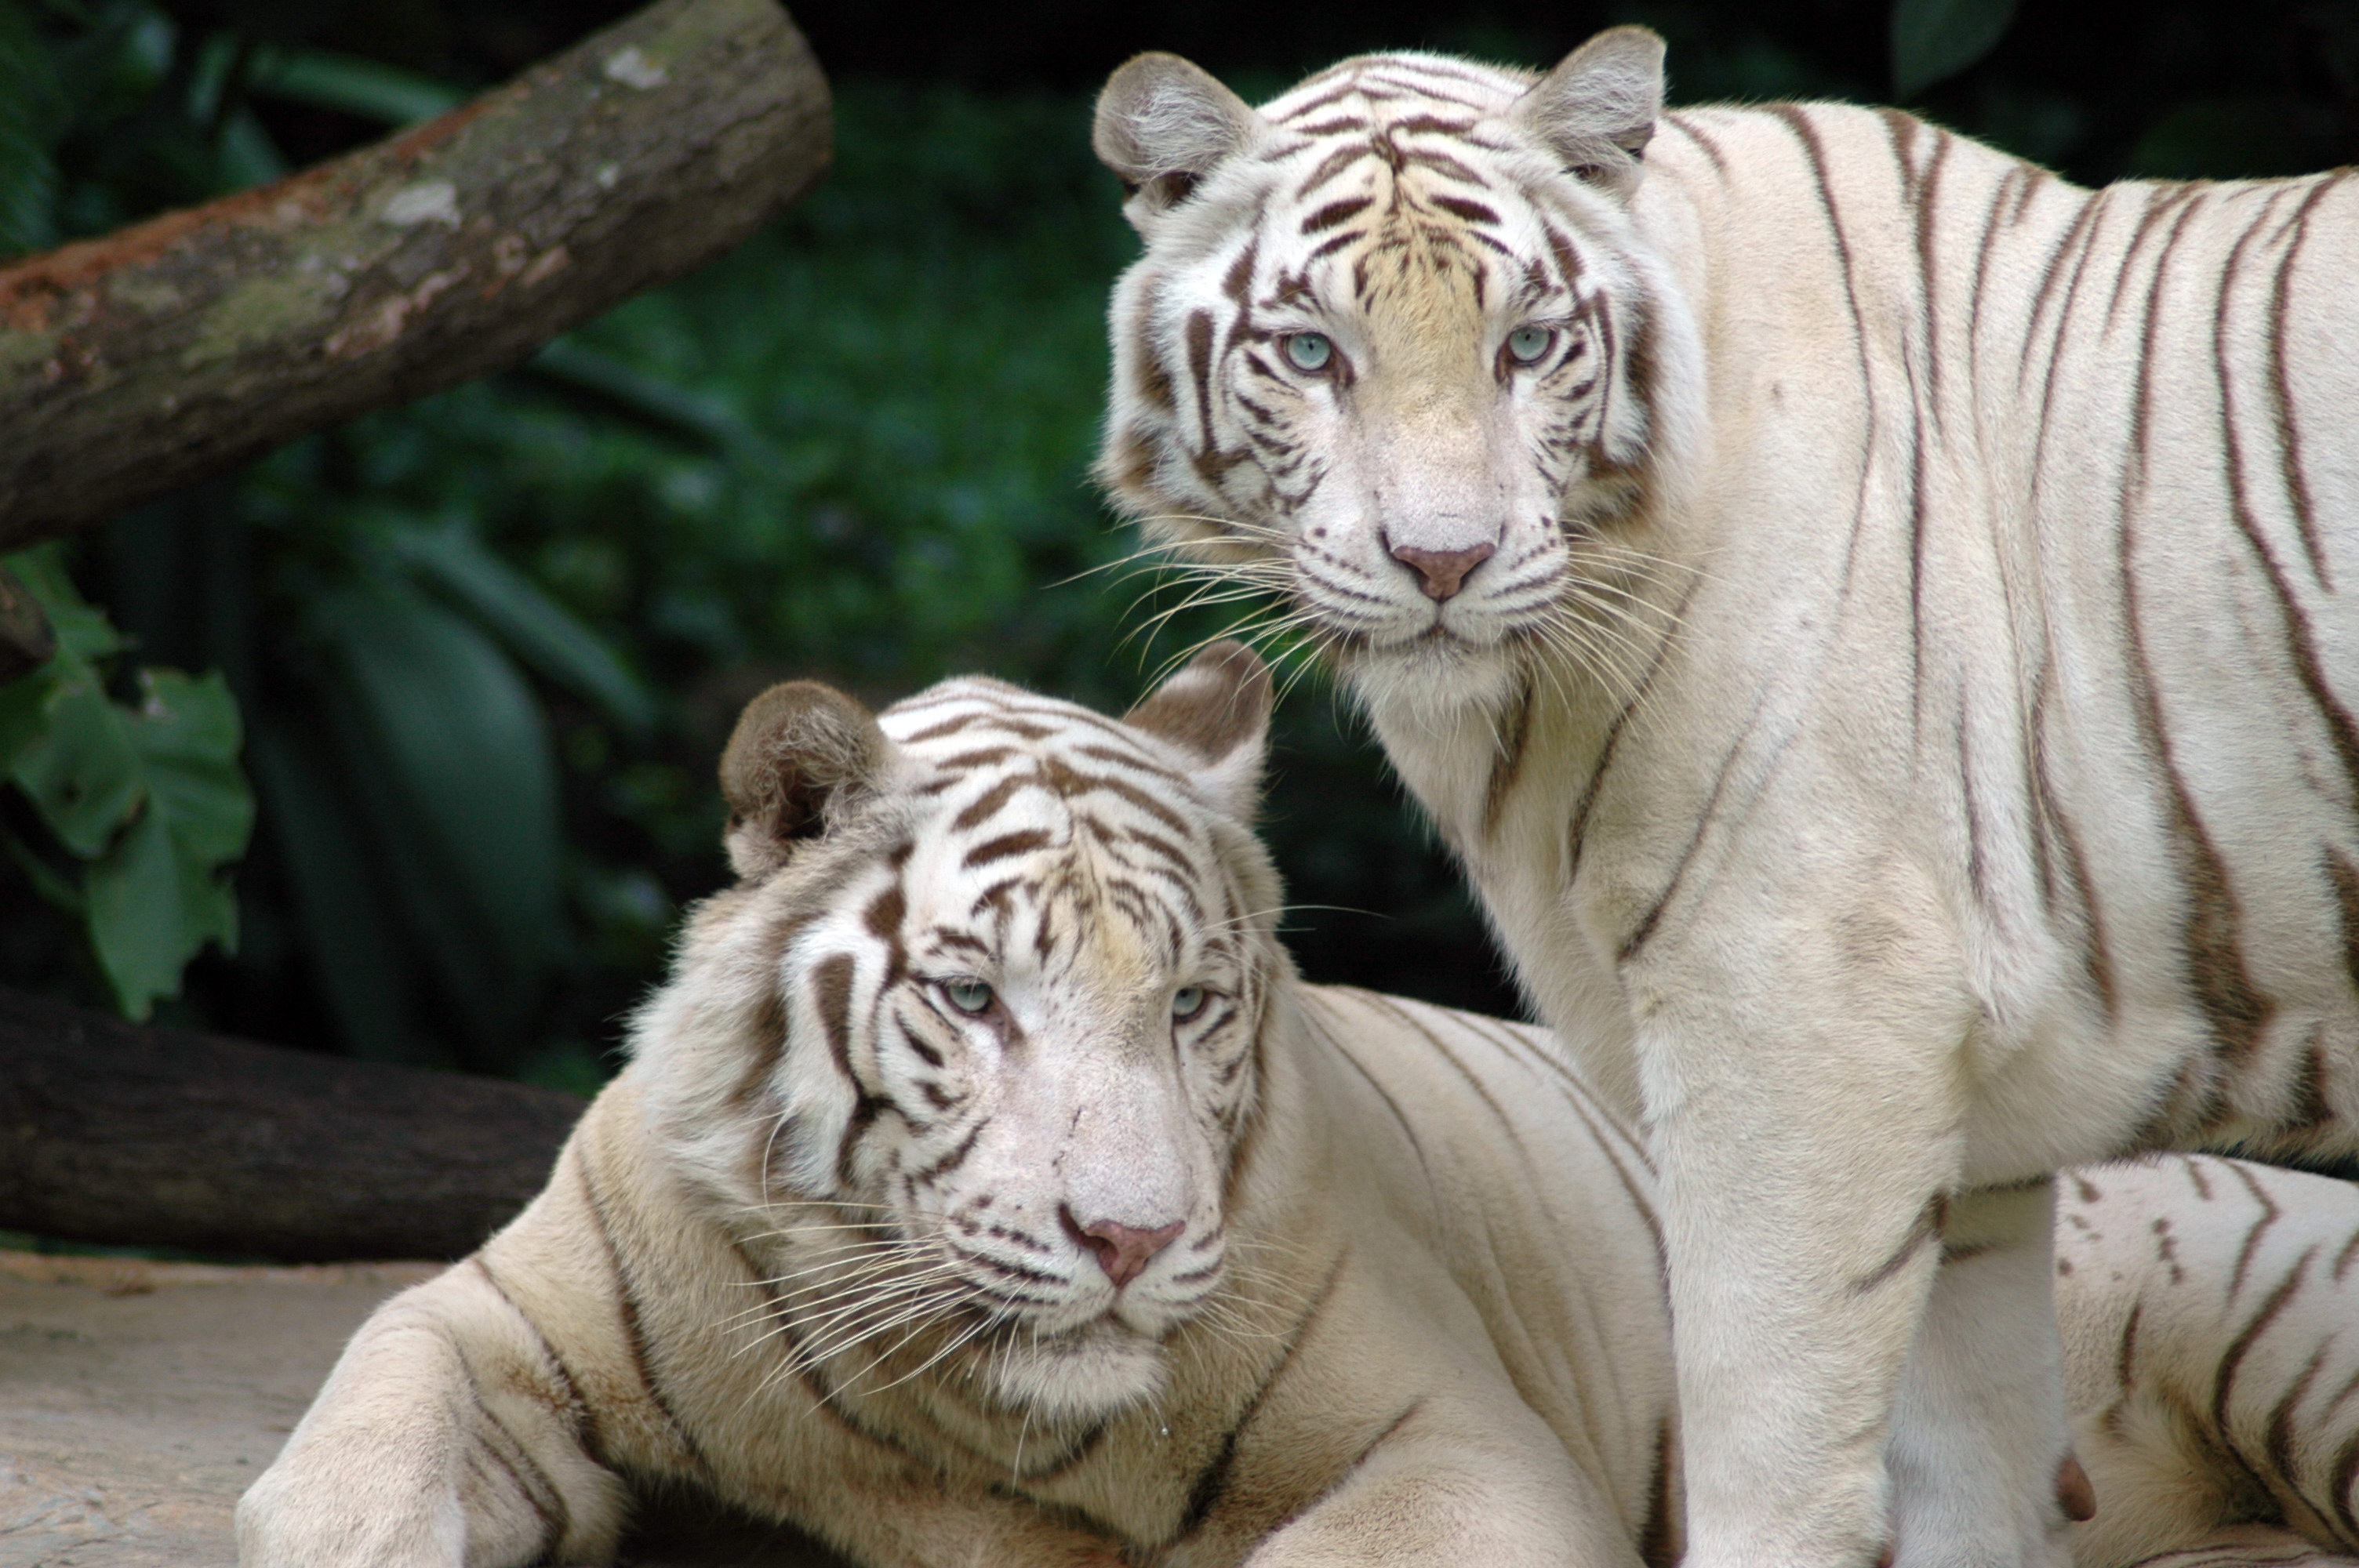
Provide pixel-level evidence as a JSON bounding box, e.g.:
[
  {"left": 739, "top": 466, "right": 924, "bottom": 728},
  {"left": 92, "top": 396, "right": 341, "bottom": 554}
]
[{"left": 0, "top": 1250, "right": 847, "bottom": 1567}]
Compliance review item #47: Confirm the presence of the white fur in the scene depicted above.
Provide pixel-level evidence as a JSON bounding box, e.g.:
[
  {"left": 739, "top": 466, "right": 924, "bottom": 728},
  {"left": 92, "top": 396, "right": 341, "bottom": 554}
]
[{"left": 1096, "top": 38, "right": 2359, "bottom": 1568}]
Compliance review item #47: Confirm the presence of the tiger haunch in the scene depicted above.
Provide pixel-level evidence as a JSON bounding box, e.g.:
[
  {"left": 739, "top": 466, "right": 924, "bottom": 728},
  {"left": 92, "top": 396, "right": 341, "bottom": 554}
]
[{"left": 1092, "top": 34, "right": 2359, "bottom": 1568}]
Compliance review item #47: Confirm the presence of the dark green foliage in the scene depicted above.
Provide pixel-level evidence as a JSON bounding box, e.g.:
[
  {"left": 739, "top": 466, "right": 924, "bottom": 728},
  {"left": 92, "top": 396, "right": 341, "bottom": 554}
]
[
  {"left": 3, "top": 0, "right": 2354, "bottom": 1087},
  {"left": 0, "top": 549, "right": 254, "bottom": 1020}
]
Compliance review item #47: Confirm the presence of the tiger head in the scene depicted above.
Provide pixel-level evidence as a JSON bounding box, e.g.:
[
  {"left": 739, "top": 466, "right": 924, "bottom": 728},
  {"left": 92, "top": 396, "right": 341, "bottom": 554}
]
[
  {"left": 634, "top": 644, "right": 1284, "bottom": 1421},
  {"left": 1092, "top": 29, "right": 1701, "bottom": 713}
]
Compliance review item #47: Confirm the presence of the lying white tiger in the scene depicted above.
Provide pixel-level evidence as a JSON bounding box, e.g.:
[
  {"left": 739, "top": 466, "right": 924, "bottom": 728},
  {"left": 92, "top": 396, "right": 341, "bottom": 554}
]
[
  {"left": 1089, "top": 29, "right": 2359, "bottom": 1568},
  {"left": 237, "top": 645, "right": 2359, "bottom": 1567}
]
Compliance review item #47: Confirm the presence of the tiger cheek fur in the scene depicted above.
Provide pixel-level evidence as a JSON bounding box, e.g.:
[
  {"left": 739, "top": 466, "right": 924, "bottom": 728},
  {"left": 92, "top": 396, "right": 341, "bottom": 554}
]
[{"left": 1096, "top": 25, "right": 2359, "bottom": 1568}]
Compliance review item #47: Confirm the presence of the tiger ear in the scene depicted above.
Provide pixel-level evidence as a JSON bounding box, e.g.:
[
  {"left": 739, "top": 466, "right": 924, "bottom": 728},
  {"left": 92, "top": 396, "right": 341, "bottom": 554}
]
[
  {"left": 1124, "top": 641, "right": 1272, "bottom": 819},
  {"left": 1510, "top": 26, "right": 1666, "bottom": 198},
  {"left": 719, "top": 681, "right": 895, "bottom": 880},
  {"left": 1094, "top": 53, "right": 1264, "bottom": 226}
]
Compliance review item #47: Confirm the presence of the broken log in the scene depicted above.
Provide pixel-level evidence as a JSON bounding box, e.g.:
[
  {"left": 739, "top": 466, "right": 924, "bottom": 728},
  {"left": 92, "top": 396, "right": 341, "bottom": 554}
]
[
  {"left": 0, "top": 0, "right": 831, "bottom": 551},
  {"left": 0, "top": 987, "right": 587, "bottom": 1261}
]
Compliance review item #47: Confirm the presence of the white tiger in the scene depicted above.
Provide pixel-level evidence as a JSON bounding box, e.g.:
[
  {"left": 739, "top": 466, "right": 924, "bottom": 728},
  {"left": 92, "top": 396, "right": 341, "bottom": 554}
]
[
  {"left": 1089, "top": 31, "right": 2359, "bottom": 1568},
  {"left": 234, "top": 646, "right": 2359, "bottom": 1567}
]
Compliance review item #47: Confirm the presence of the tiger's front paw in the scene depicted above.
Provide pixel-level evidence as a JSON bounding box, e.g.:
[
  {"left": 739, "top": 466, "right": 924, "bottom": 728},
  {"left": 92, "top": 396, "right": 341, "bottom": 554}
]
[{"left": 234, "top": 1461, "right": 466, "bottom": 1568}]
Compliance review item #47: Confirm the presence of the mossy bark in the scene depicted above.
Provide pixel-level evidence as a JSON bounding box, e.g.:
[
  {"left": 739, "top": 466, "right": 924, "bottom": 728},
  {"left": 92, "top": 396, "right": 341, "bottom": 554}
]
[{"left": 0, "top": 0, "right": 831, "bottom": 550}]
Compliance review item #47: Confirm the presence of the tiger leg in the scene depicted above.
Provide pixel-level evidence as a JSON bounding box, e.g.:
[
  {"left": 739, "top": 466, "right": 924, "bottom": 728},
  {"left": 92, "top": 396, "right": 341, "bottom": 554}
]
[
  {"left": 236, "top": 1260, "right": 628, "bottom": 1568},
  {"left": 1634, "top": 957, "right": 1982, "bottom": 1568},
  {"left": 2055, "top": 1158, "right": 2359, "bottom": 1568},
  {"left": 1887, "top": 1179, "right": 2075, "bottom": 1568},
  {"left": 1235, "top": 1395, "right": 1641, "bottom": 1568}
]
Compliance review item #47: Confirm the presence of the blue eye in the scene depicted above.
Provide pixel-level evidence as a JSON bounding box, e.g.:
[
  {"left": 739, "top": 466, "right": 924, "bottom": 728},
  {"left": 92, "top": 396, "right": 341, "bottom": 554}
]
[
  {"left": 1283, "top": 332, "right": 1334, "bottom": 372},
  {"left": 1506, "top": 325, "right": 1554, "bottom": 364},
  {"left": 944, "top": 979, "right": 993, "bottom": 1014},
  {"left": 1172, "top": 985, "right": 1207, "bottom": 1020}
]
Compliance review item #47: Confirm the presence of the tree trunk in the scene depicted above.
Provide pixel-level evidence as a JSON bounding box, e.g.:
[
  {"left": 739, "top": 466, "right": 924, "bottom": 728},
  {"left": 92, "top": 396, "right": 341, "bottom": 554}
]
[
  {"left": 0, "top": 988, "right": 587, "bottom": 1261},
  {"left": 0, "top": 0, "right": 831, "bottom": 551}
]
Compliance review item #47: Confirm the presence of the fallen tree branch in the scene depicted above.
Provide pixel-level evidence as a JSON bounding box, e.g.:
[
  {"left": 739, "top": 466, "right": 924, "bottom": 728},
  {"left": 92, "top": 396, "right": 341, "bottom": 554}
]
[
  {"left": 0, "top": 0, "right": 831, "bottom": 551},
  {"left": 0, "top": 988, "right": 587, "bottom": 1261}
]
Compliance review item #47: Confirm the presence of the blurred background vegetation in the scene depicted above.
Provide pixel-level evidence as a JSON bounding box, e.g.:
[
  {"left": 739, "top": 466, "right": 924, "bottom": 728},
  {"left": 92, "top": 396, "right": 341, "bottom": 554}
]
[{"left": 2, "top": 0, "right": 2355, "bottom": 1093}]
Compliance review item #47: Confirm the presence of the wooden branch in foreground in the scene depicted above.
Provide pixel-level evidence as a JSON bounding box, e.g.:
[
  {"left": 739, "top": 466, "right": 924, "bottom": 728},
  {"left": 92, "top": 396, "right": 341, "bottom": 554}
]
[
  {"left": 0, "top": 0, "right": 831, "bottom": 551},
  {"left": 0, "top": 988, "right": 587, "bottom": 1261}
]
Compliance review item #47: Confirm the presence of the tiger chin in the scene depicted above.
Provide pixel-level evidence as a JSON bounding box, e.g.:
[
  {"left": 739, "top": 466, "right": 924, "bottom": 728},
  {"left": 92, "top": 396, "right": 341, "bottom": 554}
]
[
  {"left": 1089, "top": 26, "right": 2359, "bottom": 1568},
  {"left": 238, "top": 644, "right": 2359, "bottom": 1568}
]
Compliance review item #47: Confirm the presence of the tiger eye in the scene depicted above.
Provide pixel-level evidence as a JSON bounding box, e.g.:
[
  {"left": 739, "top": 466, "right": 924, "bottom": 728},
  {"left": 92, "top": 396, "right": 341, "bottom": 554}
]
[
  {"left": 1506, "top": 325, "right": 1554, "bottom": 364},
  {"left": 1172, "top": 985, "right": 1207, "bottom": 1020},
  {"left": 1283, "top": 332, "right": 1334, "bottom": 372},
  {"left": 945, "top": 979, "right": 993, "bottom": 1014}
]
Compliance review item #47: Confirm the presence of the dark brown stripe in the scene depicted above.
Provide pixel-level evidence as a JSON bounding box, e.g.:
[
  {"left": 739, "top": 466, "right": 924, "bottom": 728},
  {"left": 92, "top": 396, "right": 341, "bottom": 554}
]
[
  {"left": 814, "top": 953, "right": 859, "bottom": 1085},
  {"left": 1565, "top": 575, "right": 1693, "bottom": 882},
  {"left": 2208, "top": 1243, "right": 2317, "bottom": 1441},
  {"left": 1431, "top": 194, "right": 1497, "bottom": 224},
  {"left": 2031, "top": 708, "right": 2119, "bottom": 1019},
  {"left": 1663, "top": 113, "right": 1729, "bottom": 180},
  {"left": 2115, "top": 1301, "right": 2143, "bottom": 1392},
  {"left": 1849, "top": 1192, "right": 1950, "bottom": 1296},
  {"left": 2226, "top": 1160, "right": 2284, "bottom": 1302},
  {"left": 1765, "top": 105, "right": 1881, "bottom": 602},
  {"left": 2263, "top": 1341, "right": 2331, "bottom": 1497},
  {"left": 963, "top": 828, "right": 1052, "bottom": 868},
  {"left": 1639, "top": 1414, "right": 1681, "bottom": 1568},
  {"left": 1175, "top": 1254, "right": 1348, "bottom": 1537},
  {"left": 908, "top": 1120, "right": 984, "bottom": 1185},
  {"left": 576, "top": 1156, "right": 711, "bottom": 1473},
  {"left": 471, "top": 1255, "right": 606, "bottom": 1465},
  {"left": 2265, "top": 173, "right": 2345, "bottom": 586},
  {"left": 951, "top": 771, "right": 1027, "bottom": 831},
  {"left": 1299, "top": 197, "right": 1371, "bottom": 234},
  {"left": 1618, "top": 704, "right": 1770, "bottom": 964},
  {"left": 2118, "top": 191, "right": 2274, "bottom": 1067},
  {"left": 1481, "top": 669, "right": 1536, "bottom": 841},
  {"left": 451, "top": 1348, "right": 568, "bottom": 1545},
  {"left": 2213, "top": 191, "right": 2359, "bottom": 846}
]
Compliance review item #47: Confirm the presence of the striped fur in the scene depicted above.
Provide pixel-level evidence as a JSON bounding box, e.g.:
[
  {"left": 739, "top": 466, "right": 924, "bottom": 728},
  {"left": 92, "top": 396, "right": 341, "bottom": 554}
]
[
  {"left": 237, "top": 655, "right": 2359, "bottom": 1566},
  {"left": 1090, "top": 31, "right": 2359, "bottom": 1568}
]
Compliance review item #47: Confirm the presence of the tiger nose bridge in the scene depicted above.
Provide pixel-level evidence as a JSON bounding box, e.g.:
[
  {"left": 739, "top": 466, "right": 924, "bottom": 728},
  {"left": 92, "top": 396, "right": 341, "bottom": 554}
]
[
  {"left": 1057, "top": 1062, "right": 1195, "bottom": 1276},
  {"left": 1375, "top": 412, "right": 1503, "bottom": 601}
]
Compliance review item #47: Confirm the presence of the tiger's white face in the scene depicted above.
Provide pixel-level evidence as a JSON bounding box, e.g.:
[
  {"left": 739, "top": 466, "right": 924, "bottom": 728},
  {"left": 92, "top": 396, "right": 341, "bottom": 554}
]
[
  {"left": 1093, "top": 31, "right": 1696, "bottom": 714},
  {"left": 642, "top": 646, "right": 1281, "bottom": 1422}
]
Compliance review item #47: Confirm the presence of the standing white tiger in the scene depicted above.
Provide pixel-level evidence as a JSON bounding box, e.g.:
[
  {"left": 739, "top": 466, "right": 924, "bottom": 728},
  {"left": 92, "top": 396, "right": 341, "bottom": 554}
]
[{"left": 1091, "top": 30, "right": 2359, "bottom": 1568}]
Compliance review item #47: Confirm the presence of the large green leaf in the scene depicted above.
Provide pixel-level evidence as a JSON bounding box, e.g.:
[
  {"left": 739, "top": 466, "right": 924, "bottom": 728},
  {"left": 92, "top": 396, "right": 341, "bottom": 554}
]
[
  {"left": 10, "top": 650, "right": 143, "bottom": 858},
  {"left": 0, "top": 663, "right": 56, "bottom": 775},
  {"left": 1892, "top": 0, "right": 2019, "bottom": 99},
  {"left": 129, "top": 669, "right": 253, "bottom": 866},
  {"left": 390, "top": 526, "right": 659, "bottom": 737},
  {"left": 307, "top": 579, "right": 564, "bottom": 1018},
  {"left": 85, "top": 800, "right": 237, "bottom": 1019},
  {"left": 6, "top": 546, "right": 123, "bottom": 661}
]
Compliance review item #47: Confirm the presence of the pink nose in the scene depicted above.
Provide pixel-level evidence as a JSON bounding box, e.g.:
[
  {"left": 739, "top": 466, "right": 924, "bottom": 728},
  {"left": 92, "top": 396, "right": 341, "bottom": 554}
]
[
  {"left": 1389, "top": 540, "right": 1496, "bottom": 601},
  {"left": 1062, "top": 1209, "right": 1183, "bottom": 1289}
]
